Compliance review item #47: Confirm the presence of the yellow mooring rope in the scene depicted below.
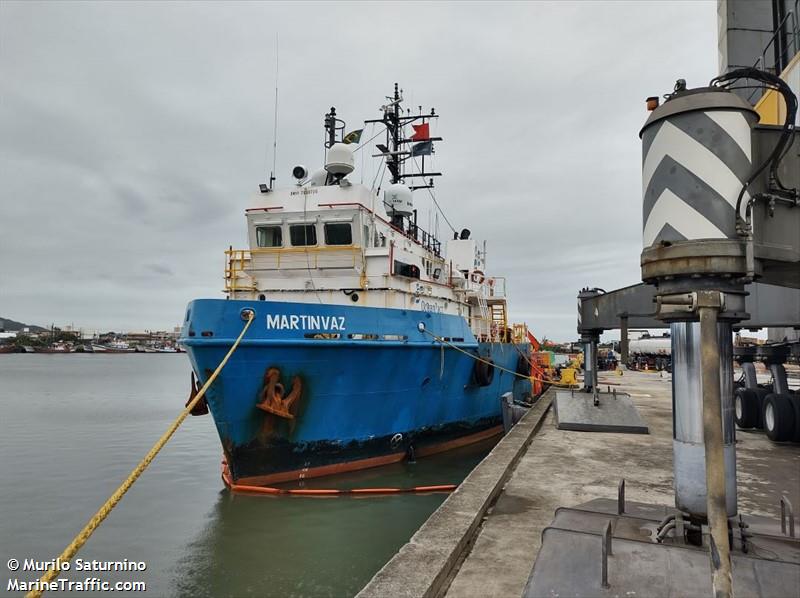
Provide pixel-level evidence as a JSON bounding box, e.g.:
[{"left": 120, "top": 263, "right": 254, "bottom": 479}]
[
  {"left": 26, "top": 312, "right": 255, "bottom": 598},
  {"left": 422, "top": 329, "right": 576, "bottom": 388}
]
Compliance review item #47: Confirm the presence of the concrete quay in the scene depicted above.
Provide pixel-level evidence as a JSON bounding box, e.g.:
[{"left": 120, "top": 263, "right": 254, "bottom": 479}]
[{"left": 358, "top": 369, "right": 800, "bottom": 598}]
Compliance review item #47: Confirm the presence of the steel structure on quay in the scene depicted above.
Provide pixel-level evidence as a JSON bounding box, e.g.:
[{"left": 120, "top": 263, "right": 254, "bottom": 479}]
[{"left": 561, "top": 71, "right": 799, "bottom": 597}]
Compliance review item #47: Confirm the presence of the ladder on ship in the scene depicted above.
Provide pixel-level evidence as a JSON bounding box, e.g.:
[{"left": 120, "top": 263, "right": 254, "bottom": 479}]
[
  {"left": 474, "top": 294, "right": 491, "bottom": 341},
  {"left": 488, "top": 299, "right": 508, "bottom": 342}
]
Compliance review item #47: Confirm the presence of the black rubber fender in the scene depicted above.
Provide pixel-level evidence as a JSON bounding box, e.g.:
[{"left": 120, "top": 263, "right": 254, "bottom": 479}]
[
  {"left": 789, "top": 394, "right": 800, "bottom": 443},
  {"left": 762, "top": 393, "right": 795, "bottom": 442},
  {"left": 474, "top": 357, "right": 495, "bottom": 387},
  {"left": 734, "top": 388, "right": 759, "bottom": 430},
  {"left": 516, "top": 354, "right": 530, "bottom": 377},
  {"left": 752, "top": 388, "right": 770, "bottom": 429}
]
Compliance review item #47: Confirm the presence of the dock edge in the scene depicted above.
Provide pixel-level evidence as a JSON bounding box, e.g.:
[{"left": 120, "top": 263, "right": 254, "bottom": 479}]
[{"left": 356, "top": 388, "right": 555, "bottom": 598}]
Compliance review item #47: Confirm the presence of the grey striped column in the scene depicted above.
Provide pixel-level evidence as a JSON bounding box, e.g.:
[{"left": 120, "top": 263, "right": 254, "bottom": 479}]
[{"left": 640, "top": 90, "right": 759, "bottom": 249}]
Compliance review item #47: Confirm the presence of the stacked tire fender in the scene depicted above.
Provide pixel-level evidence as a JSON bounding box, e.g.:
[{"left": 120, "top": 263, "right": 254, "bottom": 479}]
[{"left": 735, "top": 385, "right": 800, "bottom": 443}]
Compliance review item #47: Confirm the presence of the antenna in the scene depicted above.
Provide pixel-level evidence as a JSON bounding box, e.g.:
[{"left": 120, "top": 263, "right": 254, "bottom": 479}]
[
  {"left": 269, "top": 34, "right": 279, "bottom": 189},
  {"left": 365, "top": 83, "right": 441, "bottom": 189}
]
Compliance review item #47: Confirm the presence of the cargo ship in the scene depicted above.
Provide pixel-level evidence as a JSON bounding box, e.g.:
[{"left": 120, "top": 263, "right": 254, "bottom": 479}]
[{"left": 180, "top": 86, "right": 532, "bottom": 485}]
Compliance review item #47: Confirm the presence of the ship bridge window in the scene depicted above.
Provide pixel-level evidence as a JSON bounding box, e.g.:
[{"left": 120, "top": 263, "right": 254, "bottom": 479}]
[
  {"left": 324, "top": 222, "right": 352, "bottom": 245},
  {"left": 256, "top": 226, "right": 283, "bottom": 248},
  {"left": 394, "top": 260, "right": 420, "bottom": 279},
  {"left": 290, "top": 224, "right": 317, "bottom": 246}
]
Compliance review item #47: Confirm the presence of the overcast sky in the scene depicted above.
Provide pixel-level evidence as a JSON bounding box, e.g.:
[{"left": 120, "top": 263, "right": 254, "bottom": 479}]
[{"left": 0, "top": 1, "right": 718, "bottom": 340}]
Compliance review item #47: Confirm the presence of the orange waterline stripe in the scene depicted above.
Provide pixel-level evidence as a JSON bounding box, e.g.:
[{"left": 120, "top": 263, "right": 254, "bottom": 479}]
[{"left": 222, "top": 460, "right": 458, "bottom": 496}]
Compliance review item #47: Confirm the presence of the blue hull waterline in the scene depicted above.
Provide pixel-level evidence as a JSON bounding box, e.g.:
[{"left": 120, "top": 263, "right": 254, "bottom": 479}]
[
  {"left": 181, "top": 87, "right": 533, "bottom": 484},
  {"left": 181, "top": 299, "right": 530, "bottom": 484}
]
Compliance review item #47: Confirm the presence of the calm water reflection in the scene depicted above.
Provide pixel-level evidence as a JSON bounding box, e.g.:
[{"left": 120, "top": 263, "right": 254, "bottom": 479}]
[{"left": 0, "top": 355, "right": 492, "bottom": 597}]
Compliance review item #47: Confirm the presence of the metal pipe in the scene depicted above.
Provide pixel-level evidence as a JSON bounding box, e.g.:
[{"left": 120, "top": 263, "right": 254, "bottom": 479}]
[
  {"left": 592, "top": 337, "right": 599, "bottom": 405},
  {"left": 620, "top": 316, "right": 629, "bottom": 365},
  {"left": 601, "top": 520, "right": 612, "bottom": 588},
  {"left": 699, "top": 303, "right": 733, "bottom": 598},
  {"left": 584, "top": 340, "right": 595, "bottom": 392},
  {"left": 656, "top": 520, "right": 676, "bottom": 542},
  {"left": 657, "top": 514, "right": 677, "bottom": 530},
  {"left": 671, "top": 322, "right": 737, "bottom": 517},
  {"left": 781, "top": 495, "right": 795, "bottom": 538}
]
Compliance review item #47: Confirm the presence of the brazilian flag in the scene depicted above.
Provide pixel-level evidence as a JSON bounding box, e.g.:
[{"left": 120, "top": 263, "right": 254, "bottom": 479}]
[{"left": 343, "top": 129, "right": 363, "bottom": 144}]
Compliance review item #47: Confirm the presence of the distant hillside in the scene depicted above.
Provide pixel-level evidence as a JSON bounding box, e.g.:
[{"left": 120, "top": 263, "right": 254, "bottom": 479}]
[{"left": 0, "top": 317, "right": 47, "bottom": 333}]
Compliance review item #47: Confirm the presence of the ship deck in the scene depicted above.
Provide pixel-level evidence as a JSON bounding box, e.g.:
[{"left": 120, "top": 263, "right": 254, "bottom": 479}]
[{"left": 357, "top": 368, "right": 800, "bottom": 598}]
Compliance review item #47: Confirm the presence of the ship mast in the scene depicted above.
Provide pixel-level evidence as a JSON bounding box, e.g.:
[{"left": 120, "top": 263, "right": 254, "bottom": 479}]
[
  {"left": 365, "top": 83, "right": 442, "bottom": 191},
  {"left": 324, "top": 106, "right": 344, "bottom": 149},
  {"left": 315, "top": 85, "right": 446, "bottom": 254}
]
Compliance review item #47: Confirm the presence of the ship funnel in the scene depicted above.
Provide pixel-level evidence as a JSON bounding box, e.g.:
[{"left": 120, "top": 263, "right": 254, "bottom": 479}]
[{"left": 325, "top": 143, "right": 355, "bottom": 176}]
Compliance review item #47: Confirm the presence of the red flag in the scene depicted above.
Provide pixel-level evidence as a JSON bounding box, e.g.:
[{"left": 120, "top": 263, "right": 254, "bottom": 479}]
[{"left": 411, "top": 123, "right": 430, "bottom": 141}]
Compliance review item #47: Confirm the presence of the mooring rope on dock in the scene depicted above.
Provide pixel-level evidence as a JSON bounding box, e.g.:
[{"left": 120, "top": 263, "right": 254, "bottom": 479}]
[
  {"left": 25, "top": 312, "right": 255, "bottom": 598},
  {"left": 421, "top": 329, "right": 575, "bottom": 388}
]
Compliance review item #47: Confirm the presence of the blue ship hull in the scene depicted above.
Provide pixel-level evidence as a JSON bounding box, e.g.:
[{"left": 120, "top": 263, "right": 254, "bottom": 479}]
[{"left": 180, "top": 299, "right": 530, "bottom": 484}]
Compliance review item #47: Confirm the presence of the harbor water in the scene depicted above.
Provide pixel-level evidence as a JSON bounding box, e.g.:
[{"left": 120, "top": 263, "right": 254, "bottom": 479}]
[{"left": 0, "top": 355, "right": 494, "bottom": 597}]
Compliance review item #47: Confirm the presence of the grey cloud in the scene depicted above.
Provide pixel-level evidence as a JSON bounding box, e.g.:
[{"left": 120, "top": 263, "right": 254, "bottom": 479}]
[
  {"left": 0, "top": 1, "right": 717, "bottom": 338},
  {"left": 145, "top": 263, "right": 175, "bottom": 277}
]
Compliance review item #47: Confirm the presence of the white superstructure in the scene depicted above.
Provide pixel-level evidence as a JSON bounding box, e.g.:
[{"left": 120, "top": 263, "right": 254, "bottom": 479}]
[
  {"left": 223, "top": 86, "right": 518, "bottom": 342},
  {"left": 226, "top": 179, "right": 510, "bottom": 341}
]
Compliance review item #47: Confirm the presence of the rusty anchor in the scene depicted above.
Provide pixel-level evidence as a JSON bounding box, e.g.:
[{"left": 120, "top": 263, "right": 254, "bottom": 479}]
[{"left": 256, "top": 367, "right": 302, "bottom": 420}]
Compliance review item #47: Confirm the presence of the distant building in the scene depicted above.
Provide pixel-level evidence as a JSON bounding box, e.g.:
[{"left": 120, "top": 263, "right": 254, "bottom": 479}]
[
  {"left": 124, "top": 330, "right": 180, "bottom": 344},
  {"left": 61, "top": 325, "right": 95, "bottom": 340},
  {"left": 735, "top": 333, "right": 766, "bottom": 347}
]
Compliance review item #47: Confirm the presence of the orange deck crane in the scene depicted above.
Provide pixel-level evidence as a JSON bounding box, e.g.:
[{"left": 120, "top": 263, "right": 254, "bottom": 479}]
[{"left": 526, "top": 331, "right": 550, "bottom": 396}]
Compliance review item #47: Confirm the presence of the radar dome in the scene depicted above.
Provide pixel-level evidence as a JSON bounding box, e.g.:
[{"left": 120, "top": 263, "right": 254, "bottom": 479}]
[
  {"left": 325, "top": 143, "right": 355, "bottom": 175},
  {"left": 385, "top": 183, "right": 413, "bottom": 216}
]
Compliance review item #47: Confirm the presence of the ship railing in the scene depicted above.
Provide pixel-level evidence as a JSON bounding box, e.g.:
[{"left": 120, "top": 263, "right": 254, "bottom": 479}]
[
  {"left": 224, "top": 246, "right": 365, "bottom": 293},
  {"left": 467, "top": 314, "right": 510, "bottom": 343},
  {"left": 512, "top": 323, "right": 529, "bottom": 344},
  {"left": 225, "top": 249, "right": 257, "bottom": 293},
  {"left": 468, "top": 315, "right": 492, "bottom": 342},
  {"left": 747, "top": 0, "right": 798, "bottom": 103},
  {"left": 318, "top": 201, "right": 442, "bottom": 258},
  {"left": 457, "top": 275, "right": 507, "bottom": 300},
  {"left": 407, "top": 222, "right": 442, "bottom": 256},
  {"left": 485, "top": 276, "right": 507, "bottom": 299},
  {"left": 467, "top": 312, "right": 526, "bottom": 344}
]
